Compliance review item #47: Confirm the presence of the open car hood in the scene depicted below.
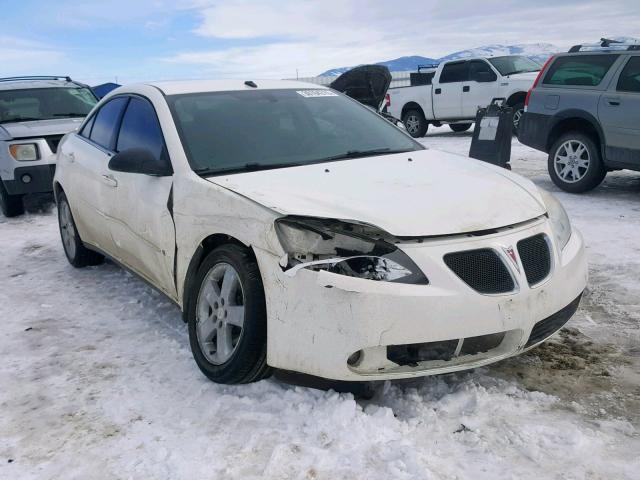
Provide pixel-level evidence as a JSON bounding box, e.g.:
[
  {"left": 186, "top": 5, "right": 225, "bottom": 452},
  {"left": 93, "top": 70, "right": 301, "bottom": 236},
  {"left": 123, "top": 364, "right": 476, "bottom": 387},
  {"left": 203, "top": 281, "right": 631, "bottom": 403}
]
[
  {"left": 0, "top": 117, "right": 84, "bottom": 139},
  {"left": 208, "top": 149, "right": 547, "bottom": 238},
  {"left": 329, "top": 65, "right": 392, "bottom": 110}
]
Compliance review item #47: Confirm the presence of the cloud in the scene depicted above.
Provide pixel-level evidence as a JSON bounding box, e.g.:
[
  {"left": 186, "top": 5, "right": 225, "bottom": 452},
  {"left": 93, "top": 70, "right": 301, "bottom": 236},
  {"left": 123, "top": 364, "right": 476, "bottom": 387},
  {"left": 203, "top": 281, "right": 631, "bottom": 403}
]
[
  {"left": 0, "top": 37, "right": 66, "bottom": 75},
  {"left": 166, "top": 0, "right": 640, "bottom": 76}
]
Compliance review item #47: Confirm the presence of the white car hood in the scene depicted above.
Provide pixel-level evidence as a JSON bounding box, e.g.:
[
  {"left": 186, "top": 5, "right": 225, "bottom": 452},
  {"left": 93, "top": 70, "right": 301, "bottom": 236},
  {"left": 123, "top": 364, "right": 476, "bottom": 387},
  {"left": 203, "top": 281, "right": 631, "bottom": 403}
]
[
  {"left": 504, "top": 71, "right": 539, "bottom": 84},
  {"left": 207, "top": 149, "right": 546, "bottom": 237},
  {"left": 0, "top": 118, "right": 84, "bottom": 139}
]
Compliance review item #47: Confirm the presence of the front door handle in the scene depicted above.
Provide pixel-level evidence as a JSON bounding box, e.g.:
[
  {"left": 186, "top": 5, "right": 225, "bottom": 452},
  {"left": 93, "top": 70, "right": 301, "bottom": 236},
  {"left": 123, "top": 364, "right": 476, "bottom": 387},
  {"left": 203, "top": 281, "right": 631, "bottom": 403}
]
[
  {"left": 435, "top": 88, "right": 442, "bottom": 94},
  {"left": 463, "top": 86, "right": 470, "bottom": 92},
  {"left": 101, "top": 174, "right": 118, "bottom": 188},
  {"left": 605, "top": 97, "right": 621, "bottom": 106}
]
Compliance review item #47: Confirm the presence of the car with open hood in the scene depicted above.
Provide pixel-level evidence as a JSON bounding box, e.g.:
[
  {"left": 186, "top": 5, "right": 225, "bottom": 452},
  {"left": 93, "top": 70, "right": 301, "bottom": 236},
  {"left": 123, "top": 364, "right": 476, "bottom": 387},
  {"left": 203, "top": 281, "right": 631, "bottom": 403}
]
[
  {"left": 53, "top": 79, "right": 587, "bottom": 385},
  {"left": 0, "top": 76, "right": 98, "bottom": 217}
]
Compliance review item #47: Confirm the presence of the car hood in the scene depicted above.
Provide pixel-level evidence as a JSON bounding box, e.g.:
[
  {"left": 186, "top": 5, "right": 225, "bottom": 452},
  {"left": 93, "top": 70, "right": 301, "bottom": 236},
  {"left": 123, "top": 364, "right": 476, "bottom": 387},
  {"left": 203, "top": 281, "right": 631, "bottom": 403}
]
[
  {"left": 505, "top": 71, "right": 539, "bottom": 83},
  {"left": 207, "top": 149, "right": 546, "bottom": 237},
  {"left": 0, "top": 117, "right": 84, "bottom": 139},
  {"left": 329, "top": 65, "right": 392, "bottom": 110}
]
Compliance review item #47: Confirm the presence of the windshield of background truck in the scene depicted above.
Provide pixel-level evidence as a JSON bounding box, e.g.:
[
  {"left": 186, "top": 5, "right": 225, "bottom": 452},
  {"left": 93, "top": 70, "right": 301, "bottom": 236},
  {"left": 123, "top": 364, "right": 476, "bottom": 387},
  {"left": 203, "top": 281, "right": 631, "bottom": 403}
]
[
  {"left": 0, "top": 87, "right": 98, "bottom": 124},
  {"left": 488, "top": 56, "right": 542, "bottom": 76}
]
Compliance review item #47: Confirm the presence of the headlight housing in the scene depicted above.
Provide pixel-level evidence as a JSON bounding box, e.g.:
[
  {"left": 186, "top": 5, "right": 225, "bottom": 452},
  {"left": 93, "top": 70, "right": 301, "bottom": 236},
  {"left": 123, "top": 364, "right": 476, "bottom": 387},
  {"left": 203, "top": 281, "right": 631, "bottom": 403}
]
[
  {"left": 275, "top": 217, "right": 428, "bottom": 284},
  {"left": 9, "top": 143, "right": 39, "bottom": 161},
  {"left": 539, "top": 189, "right": 572, "bottom": 250}
]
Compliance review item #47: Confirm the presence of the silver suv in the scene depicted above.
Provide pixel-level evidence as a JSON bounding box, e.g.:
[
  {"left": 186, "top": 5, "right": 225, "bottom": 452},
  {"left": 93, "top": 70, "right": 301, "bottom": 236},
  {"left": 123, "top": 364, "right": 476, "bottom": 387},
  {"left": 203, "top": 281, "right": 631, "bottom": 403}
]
[
  {"left": 519, "top": 40, "right": 640, "bottom": 193},
  {"left": 0, "top": 76, "right": 98, "bottom": 216}
]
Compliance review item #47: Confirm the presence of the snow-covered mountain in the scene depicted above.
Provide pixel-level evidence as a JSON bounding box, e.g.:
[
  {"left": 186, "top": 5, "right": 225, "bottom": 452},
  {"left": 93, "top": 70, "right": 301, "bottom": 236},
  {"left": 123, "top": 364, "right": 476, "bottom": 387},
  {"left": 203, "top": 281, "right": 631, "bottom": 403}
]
[{"left": 319, "top": 39, "right": 639, "bottom": 76}]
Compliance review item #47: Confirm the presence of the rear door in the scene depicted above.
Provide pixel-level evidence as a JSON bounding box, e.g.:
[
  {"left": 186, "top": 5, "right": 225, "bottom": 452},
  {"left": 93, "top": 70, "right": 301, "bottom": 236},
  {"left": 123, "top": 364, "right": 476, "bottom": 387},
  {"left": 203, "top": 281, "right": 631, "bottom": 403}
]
[
  {"left": 598, "top": 55, "right": 640, "bottom": 166},
  {"left": 462, "top": 60, "right": 499, "bottom": 117},
  {"left": 66, "top": 96, "right": 128, "bottom": 253},
  {"left": 107, "top": 95, "right": 177, "bottom": 298},
  {"left": 433, "top": 61, "right": 467, "bottom": 119}
]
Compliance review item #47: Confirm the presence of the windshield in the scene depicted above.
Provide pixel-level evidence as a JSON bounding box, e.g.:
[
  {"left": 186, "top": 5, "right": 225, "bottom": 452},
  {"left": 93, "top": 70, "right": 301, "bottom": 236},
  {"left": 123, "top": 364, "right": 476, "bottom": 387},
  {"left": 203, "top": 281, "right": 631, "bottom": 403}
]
[
  {"left": 0, "top": 87, "right": 98, "bottom": 124},
  {"left": 488, "top": 56, "right": 542, "bottom": 76},
  {"left": 167, "top": 89, "right": 423, "bottom": 175}
]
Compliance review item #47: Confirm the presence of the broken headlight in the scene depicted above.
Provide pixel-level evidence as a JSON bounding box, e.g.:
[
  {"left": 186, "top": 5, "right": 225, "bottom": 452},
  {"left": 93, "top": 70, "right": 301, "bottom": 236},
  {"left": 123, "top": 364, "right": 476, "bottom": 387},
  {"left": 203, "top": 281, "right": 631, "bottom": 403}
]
[
  {"left": 539, "top": 189, "right": 572, "bottom": 250},
  {"left": 275, "top": 217, "right": 428, "bottom": 284}
]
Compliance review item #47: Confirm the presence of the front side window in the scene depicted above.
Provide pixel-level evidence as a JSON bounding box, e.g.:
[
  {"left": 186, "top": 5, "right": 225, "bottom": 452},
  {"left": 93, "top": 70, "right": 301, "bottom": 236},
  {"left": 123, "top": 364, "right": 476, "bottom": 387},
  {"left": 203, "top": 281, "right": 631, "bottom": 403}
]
[
  {"left": 439, "top": 62, "right": 469, "bottom": 83},
  {"left": 89, "top": 97, "right": 128, "bottom": 150},
  {"left": 468, "top": 60, "right": 497, "bottom": 82},
  {"left": 116, "top": 97, "right": 165, "bottom": 161},
  {"left": 167, "top": 89, "right": 422, "bottom": 175},
  {"left": 543, "top": 55, "right": 619, "bottom": 86},
  {"left": 488, "top": 56, "right": 541, "bottom": 76},
  {"left": 617, "top": 57, "right": 640, "bottom": 93},
  {"left": 0, "top": 87, "right": 98, "bottom": 124}
]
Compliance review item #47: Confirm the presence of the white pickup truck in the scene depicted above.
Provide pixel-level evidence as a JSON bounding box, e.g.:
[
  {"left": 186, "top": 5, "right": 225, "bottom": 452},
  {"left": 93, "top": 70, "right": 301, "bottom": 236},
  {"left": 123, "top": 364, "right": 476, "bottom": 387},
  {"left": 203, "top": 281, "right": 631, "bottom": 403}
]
[{"left": 387, "top": 55, "right": 542, "bottom": 137}]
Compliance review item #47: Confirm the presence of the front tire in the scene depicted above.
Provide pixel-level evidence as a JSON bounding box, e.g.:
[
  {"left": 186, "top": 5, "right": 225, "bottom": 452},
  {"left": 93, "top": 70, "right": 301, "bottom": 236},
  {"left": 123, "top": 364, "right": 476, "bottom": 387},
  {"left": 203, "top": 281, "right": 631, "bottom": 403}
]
[
  {"left": 0, "top": 182, "right": 24, "bottom": 218},
  {"left": 449, "top": 123, "right": 472, "bottom": 133},
  {"left": 187, "top": 244, "right": 271, "bottom": 384},
  {"left": 57, "top": 191, "right": 104, "bottom": 267},
  {"left": 512, "top": 102, "right": 525, "bottom": 134},
  {"left": 402, "top": 109, "right": 428, "bottom": 138},
  {"left": 548, "top": 132, "right": 606, "bottom": 193}
]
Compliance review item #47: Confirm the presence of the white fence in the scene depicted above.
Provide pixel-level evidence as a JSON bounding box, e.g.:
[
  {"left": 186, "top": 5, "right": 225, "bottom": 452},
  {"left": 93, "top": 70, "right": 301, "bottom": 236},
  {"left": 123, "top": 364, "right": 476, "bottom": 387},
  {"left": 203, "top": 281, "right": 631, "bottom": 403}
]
[{"left": 290, "top": 71, "right": 413, "bottom": 89}]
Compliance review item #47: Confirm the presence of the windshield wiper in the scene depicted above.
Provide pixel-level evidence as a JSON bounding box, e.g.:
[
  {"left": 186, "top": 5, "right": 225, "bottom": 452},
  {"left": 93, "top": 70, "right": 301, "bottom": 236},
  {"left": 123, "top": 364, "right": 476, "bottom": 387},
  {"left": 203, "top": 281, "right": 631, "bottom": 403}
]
[
  {"left": 319, "top": 148, "right": 415, "bottom": 162},
  {"left": 52, "top": 113, "right": 88, "bottom": 117},
  {"left": 0, "top": 117, "right": 41, "bottom": 124},
  {"left": 196, "top": 162, "right": 304, "bottom": 176}
]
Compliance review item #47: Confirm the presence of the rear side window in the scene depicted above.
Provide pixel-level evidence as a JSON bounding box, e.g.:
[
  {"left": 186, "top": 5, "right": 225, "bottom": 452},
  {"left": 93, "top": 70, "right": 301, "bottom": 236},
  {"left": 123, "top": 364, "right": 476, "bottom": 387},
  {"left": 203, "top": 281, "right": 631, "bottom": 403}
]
[
  {"left": 440, "top": 62, "right": 469, "bottom": 83},
  {"left": 116, "top": 97, "right": 165, "bottom": 161},
  {"left": 543, "top": 55, "right": 619, "bottom": 86},
  {"left": 89, "top": 97, "right": 128, "bottom": 149},
  {"left": 617, "top": 57, "right": 640, "bottom": 93},
  {"left": 79, "top": 114, "right": 96, "bottom": 137}
]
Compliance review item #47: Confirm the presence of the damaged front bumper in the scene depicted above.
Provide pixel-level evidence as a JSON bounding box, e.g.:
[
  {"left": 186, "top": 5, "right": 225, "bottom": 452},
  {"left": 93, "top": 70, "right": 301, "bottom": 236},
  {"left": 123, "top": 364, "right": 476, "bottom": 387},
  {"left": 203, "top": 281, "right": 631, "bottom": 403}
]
[{"left": 255, "top": 217, "right": 587, "bottom": 381}]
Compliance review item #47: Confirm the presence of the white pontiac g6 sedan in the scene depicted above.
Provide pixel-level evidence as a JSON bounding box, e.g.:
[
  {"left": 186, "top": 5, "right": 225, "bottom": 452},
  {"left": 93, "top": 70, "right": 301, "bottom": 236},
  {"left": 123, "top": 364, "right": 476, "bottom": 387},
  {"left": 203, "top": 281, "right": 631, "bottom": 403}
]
[{"left": 53, "top": 80, "right": 587, "bottom": 384}]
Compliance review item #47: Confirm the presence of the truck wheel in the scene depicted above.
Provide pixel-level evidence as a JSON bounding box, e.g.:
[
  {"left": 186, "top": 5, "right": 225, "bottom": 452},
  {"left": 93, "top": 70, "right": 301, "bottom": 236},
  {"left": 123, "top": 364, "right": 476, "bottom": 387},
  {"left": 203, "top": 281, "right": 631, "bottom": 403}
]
[
  {"left": 512, "top": 102, "right": 525, "bottom": 133},
  {"left": 187, "top": 244, "right": 271, "bottom": 384},
  {"left": 57, "top": 191, "right": 105, "bottom": 267},
  {"left": 548, "top": 132, "right": 606, "bottom": 193},
  {"left": 450, "top": 123, "right": 472, "bottom": 133},
  {"left": 0, "top": 182, "right": 24, "bottom": 218},
  {"left": 402, "top": 110, "right": 428, "bottom": 138}
]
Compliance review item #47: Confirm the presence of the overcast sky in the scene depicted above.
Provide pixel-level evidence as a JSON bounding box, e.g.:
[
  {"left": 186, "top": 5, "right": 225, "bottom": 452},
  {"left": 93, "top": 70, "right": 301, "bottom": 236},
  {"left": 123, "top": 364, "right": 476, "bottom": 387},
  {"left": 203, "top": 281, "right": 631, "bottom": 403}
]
[{"left": 1, "top": 0, "right": 639, "bottom": 84}]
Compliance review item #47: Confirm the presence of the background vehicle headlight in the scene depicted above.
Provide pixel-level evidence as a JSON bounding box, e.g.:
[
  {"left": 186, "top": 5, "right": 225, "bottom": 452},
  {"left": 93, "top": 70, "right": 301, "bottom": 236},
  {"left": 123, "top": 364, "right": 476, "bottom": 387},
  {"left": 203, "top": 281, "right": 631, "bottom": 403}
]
[
  {"left": 275, "top": 217, "right": 429, "bottom": 284},
  {"left": 539, "top": 189, "right": 572, "bottom": 250},
  {"left": 9, "top": 143, "right": 39, "bottom": 161}
]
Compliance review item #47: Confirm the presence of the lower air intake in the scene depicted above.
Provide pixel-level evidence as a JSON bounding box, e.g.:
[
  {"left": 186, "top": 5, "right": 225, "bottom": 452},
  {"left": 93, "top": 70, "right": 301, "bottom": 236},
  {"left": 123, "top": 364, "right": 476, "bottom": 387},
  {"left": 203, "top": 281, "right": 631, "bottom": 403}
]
[{"left": 526, "top": 294, "right": 582, "bottom": 347}]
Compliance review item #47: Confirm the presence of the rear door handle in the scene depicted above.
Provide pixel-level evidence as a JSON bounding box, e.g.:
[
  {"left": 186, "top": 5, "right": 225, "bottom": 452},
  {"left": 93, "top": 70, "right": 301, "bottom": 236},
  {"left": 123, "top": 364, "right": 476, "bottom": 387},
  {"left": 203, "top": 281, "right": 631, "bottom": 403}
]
[
  {"left": 463, "top": 86, "right": 470, "bottom": 92},
  {"left": 101, "top": 174, "right": 118, "bottom": 188},
  {"left": 606, "top": 97, "right": 621, "bottom": 106}
]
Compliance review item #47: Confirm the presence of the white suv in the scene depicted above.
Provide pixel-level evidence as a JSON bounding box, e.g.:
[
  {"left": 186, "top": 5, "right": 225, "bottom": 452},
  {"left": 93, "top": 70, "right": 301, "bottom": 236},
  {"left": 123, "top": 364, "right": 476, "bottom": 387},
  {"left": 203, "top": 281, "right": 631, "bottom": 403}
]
[
  {"left": 0, "top": 76, "right": 97, "bottom": 217},
  {"left": 54, "top": 80, "right": 587, "bottom": 385}
]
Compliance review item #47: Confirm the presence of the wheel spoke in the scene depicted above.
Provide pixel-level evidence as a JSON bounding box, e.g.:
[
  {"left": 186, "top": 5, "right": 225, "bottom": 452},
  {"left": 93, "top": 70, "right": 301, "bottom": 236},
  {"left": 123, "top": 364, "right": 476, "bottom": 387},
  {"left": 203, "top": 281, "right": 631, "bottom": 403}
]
[
  {"left": 216, "top": 324, "right": 233, "bottom": 359},
  {"left": 220, "top": 268, "right": 237, "bottom": 302},
  {"left": 225, "top": 306, "right": 244, "bottom": 327},
  {"left": 198, "top": 314, "right": 217, "bottom": 342}
]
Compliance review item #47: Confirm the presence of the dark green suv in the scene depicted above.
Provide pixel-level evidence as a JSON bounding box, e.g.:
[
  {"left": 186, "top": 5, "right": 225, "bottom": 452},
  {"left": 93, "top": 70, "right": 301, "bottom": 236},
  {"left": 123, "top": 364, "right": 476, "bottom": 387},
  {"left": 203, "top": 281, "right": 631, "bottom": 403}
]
[{"left": 518, "top": 40, "right": 640, "bottom": 193}]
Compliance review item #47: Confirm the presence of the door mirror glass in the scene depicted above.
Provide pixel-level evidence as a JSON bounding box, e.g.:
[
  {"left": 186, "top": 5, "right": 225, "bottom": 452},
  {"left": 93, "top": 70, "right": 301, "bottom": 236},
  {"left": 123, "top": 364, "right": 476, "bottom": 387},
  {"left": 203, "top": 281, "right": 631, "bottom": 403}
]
[{"left": 108, "top": 148, "right": 173, "bottom": 176}]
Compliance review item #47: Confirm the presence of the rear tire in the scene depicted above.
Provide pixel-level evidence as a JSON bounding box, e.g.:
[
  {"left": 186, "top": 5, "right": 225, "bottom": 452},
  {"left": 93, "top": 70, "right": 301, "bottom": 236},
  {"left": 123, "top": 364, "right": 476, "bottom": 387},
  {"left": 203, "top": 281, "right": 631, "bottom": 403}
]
[
  {"left": 402, "top": 109, "right": 428, "bottom": 138},
  {"left": 0, "top": 182, "right": 24, "bottom": 218},
  {"left": 449, "top": 123, "right": 472, "bottom": 133},
  {"left": 57, "top": 191, "right": 105, "bottom": 267},
  {"left": 548, "top": 132, "right": 606, "bottom": 193},
  {"left": 187, "top": 244, "right": 271, "bottom": 384}
]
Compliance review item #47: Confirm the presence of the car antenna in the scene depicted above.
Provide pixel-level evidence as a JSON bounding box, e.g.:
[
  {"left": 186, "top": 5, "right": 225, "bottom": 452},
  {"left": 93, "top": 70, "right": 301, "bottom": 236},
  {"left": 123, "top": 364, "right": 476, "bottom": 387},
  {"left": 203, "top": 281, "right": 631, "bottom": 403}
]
[{"left": 244, "top": 80, "right": 258, "bottom": 88}]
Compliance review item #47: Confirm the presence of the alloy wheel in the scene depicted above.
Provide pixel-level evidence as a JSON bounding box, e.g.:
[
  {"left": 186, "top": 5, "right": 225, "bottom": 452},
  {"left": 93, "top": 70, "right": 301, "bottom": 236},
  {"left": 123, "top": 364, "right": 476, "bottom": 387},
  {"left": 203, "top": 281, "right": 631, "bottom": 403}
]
[
  {"left": 404, "top": 115, "right": 420, "bottom": 135},
  {"left": 196, "top": 263, "right": 245, "bottom": 365},
  {"left": 554, "top": 140, "right": 590, "bottom": 183},
  {"left": 59, "top": 201, "right": 77, "bottom": 260}
]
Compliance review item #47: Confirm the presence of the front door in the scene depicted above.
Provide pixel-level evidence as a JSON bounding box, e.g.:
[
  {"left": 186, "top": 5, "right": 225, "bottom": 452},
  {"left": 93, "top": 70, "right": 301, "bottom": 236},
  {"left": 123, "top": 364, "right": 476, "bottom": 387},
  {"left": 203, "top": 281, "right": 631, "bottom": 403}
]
[
  {"left": 106, "top": 96, "right": 177, "bottom": 299},
  {"left": 462, "top": 60, "right": 499, "bottom": 118},
  {"left": 433, "top": 61, "right": 467, "bottom": 119},
  {"left": 599, "top": 56, "right": 640, "bottom": 166}
]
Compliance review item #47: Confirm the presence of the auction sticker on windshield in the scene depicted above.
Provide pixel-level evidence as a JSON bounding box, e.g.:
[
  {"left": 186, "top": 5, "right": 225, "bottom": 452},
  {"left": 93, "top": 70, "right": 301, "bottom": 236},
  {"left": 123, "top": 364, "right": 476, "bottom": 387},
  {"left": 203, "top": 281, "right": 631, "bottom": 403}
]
[{"left": 297, "top": 90, "right": 339, "bottom": 97}]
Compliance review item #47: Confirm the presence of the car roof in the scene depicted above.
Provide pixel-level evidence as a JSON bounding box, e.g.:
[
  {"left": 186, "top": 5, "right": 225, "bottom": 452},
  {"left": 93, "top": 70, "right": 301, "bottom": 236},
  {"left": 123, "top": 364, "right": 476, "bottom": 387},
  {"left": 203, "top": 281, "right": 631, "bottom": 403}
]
[
  {"left": 145, "top": 79, "right": 330, "bottom": 96},
  {"left": 0, "top": 77, "right": 85, "bottom": 92}
]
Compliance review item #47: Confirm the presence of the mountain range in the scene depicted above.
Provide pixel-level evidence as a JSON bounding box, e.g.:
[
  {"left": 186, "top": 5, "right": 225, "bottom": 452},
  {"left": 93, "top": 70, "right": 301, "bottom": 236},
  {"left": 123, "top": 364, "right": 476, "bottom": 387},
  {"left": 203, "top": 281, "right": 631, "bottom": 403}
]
[{"left": 320, "top": 38, "right": 640, "bottom": 76}]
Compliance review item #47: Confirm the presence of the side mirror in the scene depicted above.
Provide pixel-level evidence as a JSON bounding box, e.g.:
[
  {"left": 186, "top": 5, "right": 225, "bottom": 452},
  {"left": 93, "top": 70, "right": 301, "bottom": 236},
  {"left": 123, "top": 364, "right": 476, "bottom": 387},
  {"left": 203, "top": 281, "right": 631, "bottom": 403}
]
[
  {"left": 108, "top": 148, "right": 173, "bottom": 176},
  {"left": 474, "top": 71, "right": 497, "bottom": 83}
]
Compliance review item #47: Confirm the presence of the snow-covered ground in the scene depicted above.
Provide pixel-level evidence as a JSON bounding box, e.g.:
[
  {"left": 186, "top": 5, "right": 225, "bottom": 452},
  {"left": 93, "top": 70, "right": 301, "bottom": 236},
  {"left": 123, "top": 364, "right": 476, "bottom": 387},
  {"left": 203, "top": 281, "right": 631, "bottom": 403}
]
[{"left": 1, "top": 128, "right": 639, "bottom": 479}]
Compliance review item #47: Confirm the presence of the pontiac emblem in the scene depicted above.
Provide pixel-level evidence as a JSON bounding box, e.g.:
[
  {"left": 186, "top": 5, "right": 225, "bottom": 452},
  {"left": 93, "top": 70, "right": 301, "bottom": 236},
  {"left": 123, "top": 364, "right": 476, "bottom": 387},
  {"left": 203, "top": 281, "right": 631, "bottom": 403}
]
[{"left": 503, "top": 246, "right": 520, "bottom": 272}]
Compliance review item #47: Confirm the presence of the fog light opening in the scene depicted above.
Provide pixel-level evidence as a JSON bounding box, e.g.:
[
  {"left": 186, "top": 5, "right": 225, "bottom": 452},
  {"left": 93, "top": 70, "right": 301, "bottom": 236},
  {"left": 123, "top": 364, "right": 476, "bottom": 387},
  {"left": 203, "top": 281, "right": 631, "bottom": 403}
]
[
  {"left": 21, "top": 174, "right": 32, "bottom": 184},
  {"left": 347, "top": 350, "right": 363, "bottom": 367}
]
